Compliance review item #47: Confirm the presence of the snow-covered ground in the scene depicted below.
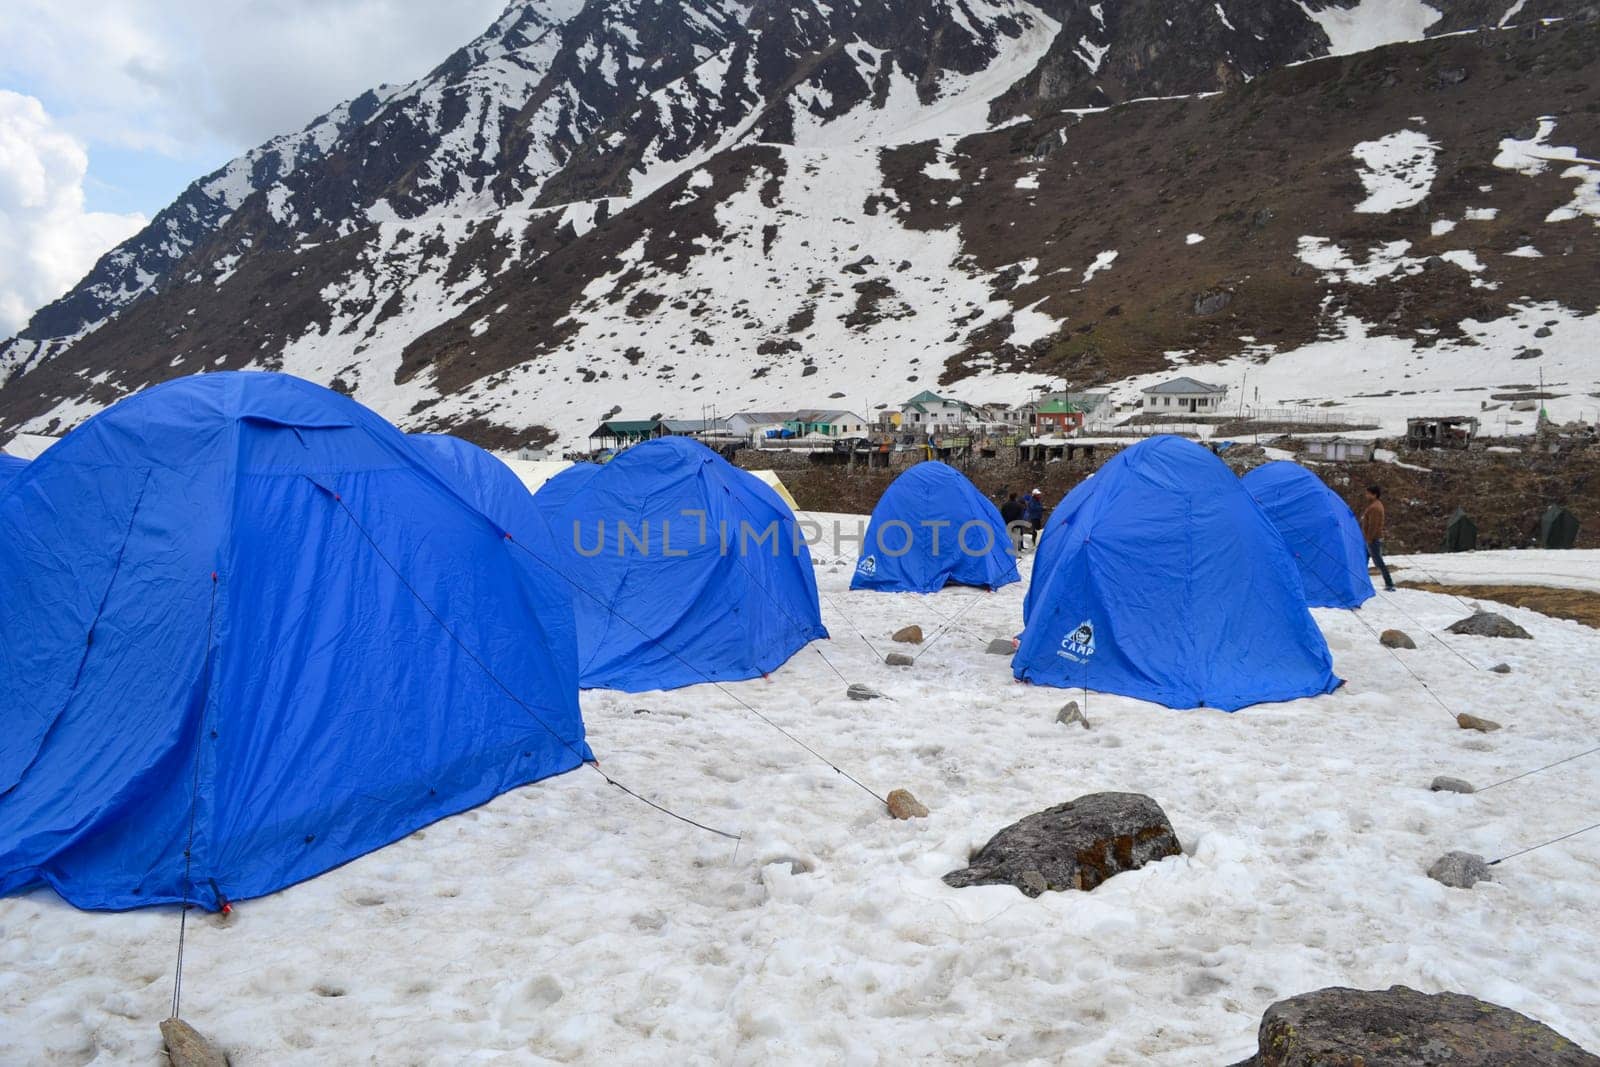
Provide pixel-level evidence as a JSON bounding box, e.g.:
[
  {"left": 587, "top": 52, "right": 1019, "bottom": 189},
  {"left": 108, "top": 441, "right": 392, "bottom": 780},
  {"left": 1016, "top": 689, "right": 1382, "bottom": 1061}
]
[
  {"left": 2, "top": 534, "right": 1598, "bottom": 1064},
  {"left": 1392, "top": 549, "right": 1600, "bottom": 593}
]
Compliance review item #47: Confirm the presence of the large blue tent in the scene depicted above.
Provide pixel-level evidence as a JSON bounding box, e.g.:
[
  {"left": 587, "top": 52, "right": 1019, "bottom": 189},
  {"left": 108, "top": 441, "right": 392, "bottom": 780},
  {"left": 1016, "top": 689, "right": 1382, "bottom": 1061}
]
[
  {"left": 1015, "top": 436, "right": 1339, "bottom": 711},
  {"left": 531, "top": 436, "right": 827, "bottom": 692},
  {"left": 0, "top": 373, "right": 589, "bottom": 912},
  {"left": 1243, "top": 461, "right": 1374, "bottom": 609},
  {"left": 0, "top": 454, "right": 26, "bottom": 487},
  {"left": 851, "top": 462, "right": 1019, "bottom": 593}
]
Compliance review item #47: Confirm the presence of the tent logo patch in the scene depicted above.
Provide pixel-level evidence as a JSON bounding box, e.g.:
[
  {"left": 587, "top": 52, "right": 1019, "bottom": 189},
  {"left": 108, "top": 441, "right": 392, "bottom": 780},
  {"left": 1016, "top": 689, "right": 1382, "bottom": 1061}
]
[
  {"left": 1058, "top": 621, "right": 1097, "bottom": 663},
  {"left": 856, "top": 555, "right": 877, "bottom": 577}
]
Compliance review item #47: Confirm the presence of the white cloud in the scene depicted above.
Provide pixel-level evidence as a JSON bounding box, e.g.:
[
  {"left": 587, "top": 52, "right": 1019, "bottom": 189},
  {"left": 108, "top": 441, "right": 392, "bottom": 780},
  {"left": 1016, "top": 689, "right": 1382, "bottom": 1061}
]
[
  {"left": 0, "top": 0, "right": 505, "bottom": 154},
  {"left": 0, "top": 91, "right": 145, "bottom": 336}
]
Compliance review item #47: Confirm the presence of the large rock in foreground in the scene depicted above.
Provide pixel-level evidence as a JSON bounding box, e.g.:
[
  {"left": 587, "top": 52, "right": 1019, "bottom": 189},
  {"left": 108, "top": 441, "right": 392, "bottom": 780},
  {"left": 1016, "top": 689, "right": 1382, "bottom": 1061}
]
[
  {"left": 943, "top": 792, "right": 1180, "bottom": 897},
  {"left": 1234, "top": 985, "right": 1599, "bottom": 1066},
  {"left": 1446, "top": 612, "right": 1533, "bottom": 639}
]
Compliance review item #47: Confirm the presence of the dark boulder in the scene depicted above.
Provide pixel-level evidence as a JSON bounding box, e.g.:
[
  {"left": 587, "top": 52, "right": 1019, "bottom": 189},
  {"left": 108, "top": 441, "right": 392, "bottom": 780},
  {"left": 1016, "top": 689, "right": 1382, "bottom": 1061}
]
[
  {"left": 1447, "top": 612, "right": 1532, "bottom": 639},
  {"left": 1232, "top": 985, "right": 1598, "bottom": 1066},
  {"left": 943, "top": 792, "right": 1180, "bottom": 897}
]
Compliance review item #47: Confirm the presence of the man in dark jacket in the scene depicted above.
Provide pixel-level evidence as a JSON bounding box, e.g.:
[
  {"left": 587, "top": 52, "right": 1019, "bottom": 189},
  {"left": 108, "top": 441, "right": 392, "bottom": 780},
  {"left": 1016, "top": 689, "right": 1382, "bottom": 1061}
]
[
  {"left": 1000, "top": 492, "right": 1026, "bottom": 552},
  {"left": 1022, "top": 489, "right": 1045, "bottom": 548},
  {"left": 1361, "top": 485, "right": 1396, "bottom": 592}
]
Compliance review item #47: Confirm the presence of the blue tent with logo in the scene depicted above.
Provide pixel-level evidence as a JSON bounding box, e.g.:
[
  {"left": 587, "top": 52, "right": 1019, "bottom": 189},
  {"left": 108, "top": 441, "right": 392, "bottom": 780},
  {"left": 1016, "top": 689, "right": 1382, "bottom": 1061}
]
[
  {"left": 1243, "top": 461, "right": 1373, "bottom": 609},
  {"left": 1015, "top": 436, "right": 1339, "bottom": 711},
  {"left": 851, "top": 462, "right": 1019, "bottom": 593},
  {"left": 531, "top": 436, "right": 827, "bottom": 691},
  {"left": 0, "top": 373, "right": 588, "bottom": 912}
]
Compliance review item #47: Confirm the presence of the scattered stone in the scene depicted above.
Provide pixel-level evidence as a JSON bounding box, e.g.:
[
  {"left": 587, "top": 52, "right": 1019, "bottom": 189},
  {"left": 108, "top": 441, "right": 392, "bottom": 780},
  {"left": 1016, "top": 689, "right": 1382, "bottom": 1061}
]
[
  {"left": 985, "top": 638, "right": 1016, "bottom": 656},
  {"left": 1379, "top": 628, "right": 1417, "bottom": 649},
  {"left": 1514, "top": 347, "right": 1544, "bottom": 360},
  {"left": 1430, "top": 776, "right": 1475, "bottom": 794},
  {"left": 847, "top": 684, "right": 884, "bottom": 701},
  {"left": 1491, "top": 662, "right": 1512, "bottom": 674},
  {"left": 1192, "top": 289, "right": 1232, "bottom": 316},
  {"left": 943, "top": 792, "right": 1180, "bottom": 896},
  {"left": 1438, "top": 65, "right": 1469, "bottom": 86},
  {"left": 1428, "top": 851, "right": 1493, "bottom": 889},
  {"left": 160, "top": 1019, "right": 229, "bottom": 1067},
  {"left": 1055, "top": 701, "right": 1091, "bottom": 729},
  {"left": 1535, "top": 325, "right": 1554, "bottom": 338},
  {"left": 1456, "top": 713, "right": 1502, "bottom": 733},
  {"left": 1233, "top": 985, "right": 1598, "bottom": 1066},
  {"left": 884, "top": 652, "right": 915, "bottom": 667},
  {"left": 891, "top": 625, "right": 924, "bottom": 644},
  {"left": 1446, "top": 611, "right": 1532, "bottom": 640},
  {"left": 886, "top": 788, "right": 929, "bottom": 820}
]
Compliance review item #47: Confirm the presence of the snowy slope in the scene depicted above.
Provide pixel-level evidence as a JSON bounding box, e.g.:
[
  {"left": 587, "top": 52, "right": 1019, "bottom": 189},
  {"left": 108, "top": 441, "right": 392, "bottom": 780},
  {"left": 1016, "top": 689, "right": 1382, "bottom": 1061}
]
[{"left": 2, "top": 539, "right": 1597, "bottom": 1062}]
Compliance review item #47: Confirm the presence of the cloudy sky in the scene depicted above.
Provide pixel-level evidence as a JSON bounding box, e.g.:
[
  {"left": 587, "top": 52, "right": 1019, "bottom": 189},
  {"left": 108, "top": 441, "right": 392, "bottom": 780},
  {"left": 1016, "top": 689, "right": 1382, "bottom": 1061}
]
[{"left": 0, "top": 0, "right": 504, "bottom": 336}]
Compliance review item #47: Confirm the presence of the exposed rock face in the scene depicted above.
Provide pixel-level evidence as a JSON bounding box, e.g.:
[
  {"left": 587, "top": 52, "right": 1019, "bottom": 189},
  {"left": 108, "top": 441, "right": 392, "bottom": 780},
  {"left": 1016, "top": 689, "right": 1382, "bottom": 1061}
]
[
  {"left": 1447, "top": 612, "right": 1533, "bottom": 639},
  {"left": 1233, "top": 985, "right": 1599, "bottom": 1066},
  {"left": 943, "top": 792, "right": 1180, "bottom": 896}
]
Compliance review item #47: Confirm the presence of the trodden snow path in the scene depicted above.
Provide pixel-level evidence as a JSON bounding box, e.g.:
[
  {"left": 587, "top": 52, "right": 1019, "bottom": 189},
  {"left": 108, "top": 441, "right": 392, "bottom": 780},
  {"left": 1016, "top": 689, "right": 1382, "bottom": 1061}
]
[{"left": 2, "top": 530, "right": 1598, "bottom": 1064}]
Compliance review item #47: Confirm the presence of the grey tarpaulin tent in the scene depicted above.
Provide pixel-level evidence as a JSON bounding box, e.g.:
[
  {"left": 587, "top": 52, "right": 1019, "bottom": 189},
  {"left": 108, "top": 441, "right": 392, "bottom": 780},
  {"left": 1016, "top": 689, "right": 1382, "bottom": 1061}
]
[
  {"left": 1537, "top": 505, "right": 1579, "bottom": 549},
  {"left": 1443, "top": 508, "right": 1477, "bottom": 553}
]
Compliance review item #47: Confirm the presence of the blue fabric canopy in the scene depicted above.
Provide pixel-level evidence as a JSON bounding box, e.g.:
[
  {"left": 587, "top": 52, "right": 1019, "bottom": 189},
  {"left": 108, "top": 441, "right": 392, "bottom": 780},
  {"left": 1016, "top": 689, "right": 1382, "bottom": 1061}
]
[
  {"left": 531, "top": 437, "right": 827, "bottom": 692},
  {"left": 851, "top": 462, "right": 1019, "bottom": 593},
  {"left": 1015, "top": 436, "right": 1339, "bottom": 711},
  {"left": 0, "top": 454, "right": 26, "bottom": 487},
  {"left": 1243, "top": 461, "right": 1374, "bottom": 609},
  {"left": 0, "top": 373, "right": 588, "bottom": 912}
]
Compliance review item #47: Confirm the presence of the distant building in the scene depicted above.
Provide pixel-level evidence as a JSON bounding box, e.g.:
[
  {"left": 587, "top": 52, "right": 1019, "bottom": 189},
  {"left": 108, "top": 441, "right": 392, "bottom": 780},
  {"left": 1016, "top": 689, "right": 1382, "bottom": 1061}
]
[
  {"left": 901, "top": 390, "right": 978, "bottom": 430},
  {"left": 784, "top": 409, "right": 869, "bottom": 437},
  {"left": 1304, "top": 437, "right": 1376, "bottom": 463},
  {"left": 1406, "top": 416, "right": 1479, "bottom": 450},
  {"left": 726, "top": 411, "right": 799, "bottom": 438},
  {"left": 660, "top": 417, "right": 732, "bottom": 439},
  {"left": 1140, "top": 376, "right": 1229, "bottom": 414},
  {"left": 588, "top": 419, "right": 667, "bottom": 449},
  {"left": 1034, "top": 397, "right": 1085, "bottom": 434}
]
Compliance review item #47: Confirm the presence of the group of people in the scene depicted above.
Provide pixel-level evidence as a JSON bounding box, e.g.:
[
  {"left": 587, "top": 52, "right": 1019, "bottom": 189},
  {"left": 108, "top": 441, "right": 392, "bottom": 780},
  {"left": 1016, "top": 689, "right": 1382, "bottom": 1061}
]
[{"left": 1000, "top": 488, "right": 1046, "bottom": 550}]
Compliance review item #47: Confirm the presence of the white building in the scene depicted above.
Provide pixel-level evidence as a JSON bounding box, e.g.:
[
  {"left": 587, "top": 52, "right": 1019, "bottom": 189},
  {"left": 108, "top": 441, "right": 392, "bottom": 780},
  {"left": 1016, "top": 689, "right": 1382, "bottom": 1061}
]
[
  {"left": 900, "top": 390, "right": 977, "bottom": 430},
  {"left": 1140, "top": 377, "right": 1229, "bottom": 415}
]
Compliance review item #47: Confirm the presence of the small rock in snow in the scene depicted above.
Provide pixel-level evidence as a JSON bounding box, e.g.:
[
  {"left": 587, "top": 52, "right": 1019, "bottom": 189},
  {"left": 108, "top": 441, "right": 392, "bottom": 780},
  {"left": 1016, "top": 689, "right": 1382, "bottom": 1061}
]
[
  {"left": 885, "top": 652, "right": 914, "bottom": 667},
  {"left": 1428, "top": 851, "right": 1491, "bottom": 889},
  {"left": 986, "top": 638, "right": 1016, "bottom": 656},
  {"left": 847, "top": 684, "right": 885, "bottom": 701},
  {"left": 891, "top": 625, "right": 924, "bottom": 644},
  {"left": 160, "top": 1019, "right": 228, "bottom": 1067},
  {"left": 1380, "top": 629, "right": 1417, "bottom": 649},
  {"left": 886, "top": 788, "right": 929, "bottom": 820},
  {"left": 1446, "top": 612, "right": 1532, "bottom": 639},
  {"left": 1490, "top": 662, "right": 1512, "bottom": 674},
  {"left": 1430, "top": 776, "right": 1475, "bottom": 794},
  {"left": 1456, "top": 713, "right": 1502, "bottom": 733},
  {"left": 1534, "top": 326, "right": 1553, "bottom": 338},
  {"left": 1055, "top": 701, "right": 1091, "bottom": 729}
]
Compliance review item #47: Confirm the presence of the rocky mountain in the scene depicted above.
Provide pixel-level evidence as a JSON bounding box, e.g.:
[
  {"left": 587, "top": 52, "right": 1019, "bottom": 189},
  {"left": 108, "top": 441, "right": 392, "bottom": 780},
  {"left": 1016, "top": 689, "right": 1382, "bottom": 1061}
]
[{"left": 2, "top": 0, "right": 1597, "bottom": 446}]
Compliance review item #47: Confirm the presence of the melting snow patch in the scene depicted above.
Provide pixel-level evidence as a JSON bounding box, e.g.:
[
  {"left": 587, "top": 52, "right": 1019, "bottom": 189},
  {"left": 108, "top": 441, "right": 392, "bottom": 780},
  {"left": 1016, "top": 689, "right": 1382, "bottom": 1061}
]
[
  {"left": 1464, "top": 207, "right": 1499, "bottom": 221},
  {"left": 1351, "top": 129, "right": 1438, "bottom": 213},
  {"left": 1296, "top": 236, "right": 1422, "bottom": 285},
  {"left": 1300, "top": 0, "right": 1441, "bottom": 55},
  {"left": 1186, "top": 233, "right": 1206, "bottom": 245},
  {"left": 1506, "top": 245, "right": 1544, "bottom": 258},
  {"left": 1430, "top": 219, "right": 1456, "bottom": 237},
  {"left": 1082, "top": 250, "right": 1118, "bottom": 282},
  {"left": 1015, "top": 173, "right": 1040, "bottom": 191},
  {"left": 1495, "top": 117, "right": 1600, "bottom": 225},
  {"left": 1439, "top": 250, "right": 1484, "bottom": 273}
]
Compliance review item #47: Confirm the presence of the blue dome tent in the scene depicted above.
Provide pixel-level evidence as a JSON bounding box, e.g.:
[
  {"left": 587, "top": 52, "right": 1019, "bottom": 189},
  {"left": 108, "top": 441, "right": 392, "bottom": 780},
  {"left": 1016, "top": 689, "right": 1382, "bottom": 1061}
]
[
  {"left": 851, "top": 462, "right": 1019, "bottom": 593},
  {"left": 1015, "top": 436, "right": 1339, "bottom": 711},
  {"left": 0, "top": 373, "right": 588, "bottom": 912},
  {"left": 0, "top": 454, "right": 26, "bottom": 487},
  {"left": 1243, "top": 461, "right": 1374, "bottom": 609},
  {"left": 532, "top": 437, "right": 827, "bottom": 692}
]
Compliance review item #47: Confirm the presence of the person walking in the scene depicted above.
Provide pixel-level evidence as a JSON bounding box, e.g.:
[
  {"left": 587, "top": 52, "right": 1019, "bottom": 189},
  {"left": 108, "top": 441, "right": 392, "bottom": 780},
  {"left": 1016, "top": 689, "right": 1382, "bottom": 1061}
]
[
  {"left": 1000, "top": 492, "right": 1026, "bottom": 553},
  {"left": 1023, "top": 488, "right": 1045, "bottom": 549},
  {"left": 1361, "top": 484, "right": 1396, "bottom": 592}
]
